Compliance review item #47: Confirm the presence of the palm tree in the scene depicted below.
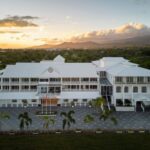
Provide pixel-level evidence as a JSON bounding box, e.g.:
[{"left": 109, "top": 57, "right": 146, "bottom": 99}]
[
  {"left": 42, "top": 116, "right": 55, "bottom": 129},
  {"left": 84, "top": 114, "right": 94, "bottom": 124},
  {"left": 0, "top": 112, "right": 10, "bottom": 130},
  {"left": 100, "top": 109, "right": 117, "bottom": 125},
  {"left": 18, "top": 112, "right": 32, "bottom": 130},
  {"left": 60, "top": 110, "right": 75, "bottom": 130},
  {"left": 92, "top": 97, "right": 106, "bottom": 112},
  {"left": 92, "top": 97, "right": 118, "bottom": 125}
]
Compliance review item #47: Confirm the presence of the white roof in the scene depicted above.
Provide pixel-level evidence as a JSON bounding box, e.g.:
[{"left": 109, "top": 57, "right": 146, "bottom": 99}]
[
  {"left": 0, "top": 92, "right": 38, "bottom": 100},
  {"left": 50, "top": 63, "right": 98, "bottom": 77},
  {"left": 92, "top": 57, "right": 150, "bottom": 77},
  {"left": 0, "top": 56, "right": 149, "bottom": 78},
  {"left": 53, "top": 55, "right": 65, "bottom": 62},
  {"left": 1, "top": 55, "right": 98, "bottom": 78},
  {"left": 107, "top": 64, "right": 150, "bottom": 76},
  {"left": 60, "top": 91, "right": 99, "bottom": 99},
  {"left": 92, "top": 57, "right": 128, "bottom": 68}
]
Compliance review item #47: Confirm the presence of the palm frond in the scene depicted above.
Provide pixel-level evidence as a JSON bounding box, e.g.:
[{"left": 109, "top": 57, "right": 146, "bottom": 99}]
[
  {"left": 68, "top": 110, "right": 75, "bottom": 116},
  {"left": 60, "top": 112, "right": 67, "bottom": 117},
  {"left": 110, "top": 117, "right": 118, "bottom": 125}
]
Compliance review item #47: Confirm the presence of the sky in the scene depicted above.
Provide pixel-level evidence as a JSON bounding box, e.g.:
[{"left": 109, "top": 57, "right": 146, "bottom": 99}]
[{"left": 0, "top": 0, "right": 150, "bottom": 48}]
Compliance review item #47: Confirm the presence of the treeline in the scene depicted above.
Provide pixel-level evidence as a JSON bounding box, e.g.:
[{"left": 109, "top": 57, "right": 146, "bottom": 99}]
[{"left": 0, "top": 47, "right": 150, "bottom": 69}]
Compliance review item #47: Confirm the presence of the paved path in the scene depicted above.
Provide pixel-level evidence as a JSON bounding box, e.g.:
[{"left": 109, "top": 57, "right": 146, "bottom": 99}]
[{"left": 0, "top": 107, "right": 150, "bottom": 131}]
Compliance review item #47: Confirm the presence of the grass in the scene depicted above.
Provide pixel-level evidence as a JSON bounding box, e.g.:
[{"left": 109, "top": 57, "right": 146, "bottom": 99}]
[{"left": 0, "top": 133, "right": 150, "bottom": 150}]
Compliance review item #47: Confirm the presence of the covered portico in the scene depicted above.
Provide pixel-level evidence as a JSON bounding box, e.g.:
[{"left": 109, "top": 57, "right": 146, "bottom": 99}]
[
  {"left": 39, "top": 94, "right": 60, "bottom": 115},
  {"left": 133, "top": 94, "right": 150, "bottom": 112}
]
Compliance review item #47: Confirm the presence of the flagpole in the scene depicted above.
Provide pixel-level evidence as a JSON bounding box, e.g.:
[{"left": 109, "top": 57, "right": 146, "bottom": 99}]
[
  {"left": 46, "top": 94, "right": 47, "bottom": 115},
  {"left": 41, "top": 98, "right": 43, "bottom": 114}
]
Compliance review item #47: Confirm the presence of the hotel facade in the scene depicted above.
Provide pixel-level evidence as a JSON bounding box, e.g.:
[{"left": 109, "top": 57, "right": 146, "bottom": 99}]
[{"left": 0, "top": 55, "right": 150, "bottom": 111}]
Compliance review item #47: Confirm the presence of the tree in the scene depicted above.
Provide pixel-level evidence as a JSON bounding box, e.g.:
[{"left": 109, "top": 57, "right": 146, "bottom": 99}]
[
  {"left": 92, "top": 97, "right": 117, "bottom": 125},
  {"left": 42, "top": 116, "right": 55, "bottom": 129},
  {"left": 92, "top": 97, "right": 106, "bottom": 112},
  {"left": 18, "top": 112, "right": 32, "bottom": 130},
  {"left": 0, "top": 112, "right": 10, "bottom": 130},
  {"left": 84, "top": 114, "right": 94, "bottom": 124},
  {"left": 60, "top": 110, "right": 75, "bottom": 130},
  {"left": 100, "top": 109, "right": 117, "bottom": 125}
]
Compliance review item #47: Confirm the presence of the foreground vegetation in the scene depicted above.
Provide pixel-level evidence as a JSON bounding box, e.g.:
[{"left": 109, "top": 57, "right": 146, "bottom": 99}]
[
  {"left": 0, "top": 133, "right": 150, "bottom": 150},
  {"left": 0, "top": 47, "right": 150, "bottom": 69}
]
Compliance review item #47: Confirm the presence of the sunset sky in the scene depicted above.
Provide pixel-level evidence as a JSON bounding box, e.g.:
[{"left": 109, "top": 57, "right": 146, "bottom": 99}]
[{"left": 0, "top": 0, "right": 150, "bottom": 48}]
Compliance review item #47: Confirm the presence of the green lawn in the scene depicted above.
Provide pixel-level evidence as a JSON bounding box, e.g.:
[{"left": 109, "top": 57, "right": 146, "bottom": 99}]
[{"left": 0, "top": 133, "right": 150, "bottom": 150}]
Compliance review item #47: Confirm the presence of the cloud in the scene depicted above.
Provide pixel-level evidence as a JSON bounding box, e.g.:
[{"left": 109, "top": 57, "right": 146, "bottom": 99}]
[
  {"left": 0, "top": 15, "right": 39, "bottom": 27},
  {"left": 0, "top": 30, "right": 20, "bottom": 34},
  {"left": 34, "top": 37, "right": 62, "bottom": 45},
  {"left": 69, "top": 23, "right": 150, "bottom": 43}
]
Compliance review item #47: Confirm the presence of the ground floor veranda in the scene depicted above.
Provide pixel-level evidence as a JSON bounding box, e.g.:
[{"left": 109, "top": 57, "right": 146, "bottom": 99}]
[{"left": 0, "top": 92, "right": 150, "bottom": 112}]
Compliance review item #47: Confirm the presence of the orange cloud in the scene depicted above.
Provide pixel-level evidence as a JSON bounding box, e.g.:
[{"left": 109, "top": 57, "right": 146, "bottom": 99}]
[
  {"left": 69, "top": 23, "right": 150, "bottom": 43},
  {"left": 0, "top": 15, "right": 39, "bottom": 27}
]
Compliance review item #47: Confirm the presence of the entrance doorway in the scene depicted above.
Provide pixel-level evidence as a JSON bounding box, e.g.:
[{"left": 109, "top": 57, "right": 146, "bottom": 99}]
[{"left": 136, "top": 101, "right": 143, "bottom": 112}]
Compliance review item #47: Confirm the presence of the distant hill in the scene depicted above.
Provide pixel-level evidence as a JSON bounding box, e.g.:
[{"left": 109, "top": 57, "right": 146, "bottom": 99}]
[{"left": 30, "top": 35, "right": 150, "bottom": 49}]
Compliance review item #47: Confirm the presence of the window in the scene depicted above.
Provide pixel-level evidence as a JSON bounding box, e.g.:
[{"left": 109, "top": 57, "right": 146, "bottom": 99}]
[
  {"left": 32, "top": 99, "right": 37, "bottom": 102},
  {"left": 71, "top": 78, "right": 79, "bottom": 82},
  {"left": 64, "top": 99, "right": 68, "bottom": 102},
  {"left": 22, "top": 86, "right": 29, "bottom": 90},
  {"left": 126, "top": 77, "right": 133, "bottom": 83},
  {"left": 11, "top": 86, "right": 19, "bottom": 90},
  {"left": 85, "top": 85, "right": 89, "bottom": 89},
  {"left": 22, "top": 78, "right": 29, "bottom": 82},
  {"left": 124, "top": 99, "right": 131, "bottom": 106},
  {"left": 90, "top": 85, "right": 97, "bottom": 90},
  {"left": 41, "top": 87, "right": 47, "bottom": 93},
  {"left": 115, "top": 77, "right": 123, "bottom": 83},
  {"left": 55, "top": 87, "right": 61, "bottom": 93},
  {"left": 90, "top": 78, "right": 97, "bottom": 82},
  {"left": 50, "top": 78, "right": 61, "bottom": 82},
  {"left": 81, "top": 78, "right": 89, "bottom": 82},
  {"left": 71, "top": 85, "right": 76, "bottom": 89},
  {"left": 100, "top": 71, "right": 106, "bottom": 78},
  {"left": 116, "top": 99, "right": 123, "bottom": 106},
  {"left": 147, "top": 77, "right": 150, "bottom": 83},
  {"left": 116, "top": 86, "right": 121, "bottom": 93},
  {"left": 30, "top": 86, "right": 37, "bottom": 90},
  {"left": 73, "top": 99, "right": 78, "bottom": 102},
  {"left": 137, "top": 77, "right": 144, "bottom": 83},
  {"left": 11, "top": 78, "right": 19, "bottom": 82},
  {"left": 82, "top": 99, "right": 87, "bottom": 102},
  {"left": 133, "top": 86, "right": 138, "bottom": 93},
  {"left": 22, "top": 99, "right": 27, "bottom": 104},
  {"left": 3, "top": 78, "right": 9, "bottom": 83},
  {"left": 40, "top": 78, "right": 48, "bottom": 82},
  {"left": 3, "top": 86, "right": 9, "bottom": 90},
  {"left": 124, "top": 86, "right": 128, "bottom": 93},
  {"left": 31, "top": 78, "right": 39, "bottom": 82},
  {"left": 12, "top": 99, "right": 17, "bottom": 103},
  {"left": 63, "top": 78, "right": 70, "bottom": 82},
  {"left": 141, "top": 86, "right": 147, "bottom": 93}
]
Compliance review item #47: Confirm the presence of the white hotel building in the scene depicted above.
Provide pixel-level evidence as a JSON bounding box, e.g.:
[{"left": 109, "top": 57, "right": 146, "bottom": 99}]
[{"left": 0, "top": 55, "right": 150, "bottom": 111}]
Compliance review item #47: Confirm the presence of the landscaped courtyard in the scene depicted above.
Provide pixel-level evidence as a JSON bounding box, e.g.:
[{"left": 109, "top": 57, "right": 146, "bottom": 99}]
[{"left": 1, "top": 107, "right": 150, "bottom": 131}]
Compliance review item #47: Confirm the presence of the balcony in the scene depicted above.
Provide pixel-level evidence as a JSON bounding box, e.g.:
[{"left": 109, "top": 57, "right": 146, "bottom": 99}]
[{"left": 10, "top": 81, "right": 19, "bottom": 85}]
